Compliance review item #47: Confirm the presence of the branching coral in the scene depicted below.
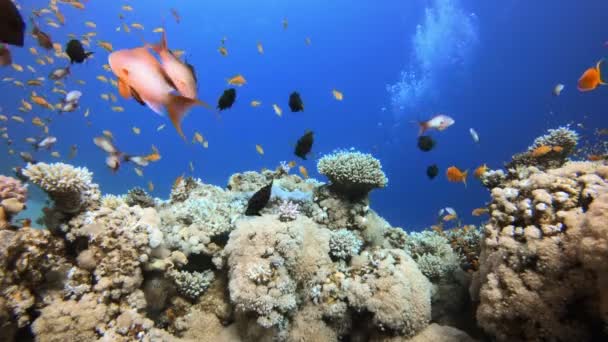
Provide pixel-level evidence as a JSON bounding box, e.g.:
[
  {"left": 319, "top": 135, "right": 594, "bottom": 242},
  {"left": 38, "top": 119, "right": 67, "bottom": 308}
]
[
  {"left": 125, "top": 187, "right": 156, "bottom": 208},
  {"left": 471, "top": 161, "right": 608, "bottom": 341},
  {"left": 23, "top": 162, "right": 99, "bottom": 214},
  {"left": 329, "top": 229, "right": 363, "bottom": 260},
  {"left": 507, "top": 126, "right": 579, "bottom": 170},
  {"left": 404, "top": 230, "right": 459, "bottom": 282},
  {"left": 101, "top": 194, "right": 125, "bottom": 210},
  {"left": 277, "top": 200, "right": 299, "bottom": 222},
  {"left": 169, "top": 269, "right": 215, "bottom": 300},
  {"left": 317, "top": 150, "right": 388, "bottom": 199}
]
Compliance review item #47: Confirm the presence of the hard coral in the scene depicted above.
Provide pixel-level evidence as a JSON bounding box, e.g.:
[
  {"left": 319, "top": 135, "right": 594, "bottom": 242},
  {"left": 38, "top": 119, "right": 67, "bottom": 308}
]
[
  {"left": 472, "top": 161, "right": 608, "bottom": 341},
  {"left": 23, "top": 162, "right": 100, "bottom": 214},
  {"left": 125, "top": 187, "right": 155, "bottom": 208},
  {"left": 317, "top": 150, "right": 388, "bottom": 199},
  {"left": 0, "top": 175, "right": 27, "bottom": 203},
  {"left": 404, "top": 231, "right": 459, "bottom": 282},
  {"left": 507, "top": 126, "right": 579, "bottom": 170},
  {"left": 169, "top": 269, "right": 215, "bottom": 300},
  {"left": 329, "top": 229, "right": 362, "bottom": 260},
  {"left": 277, "top": 200, "right": 299, "bottom": 222}
]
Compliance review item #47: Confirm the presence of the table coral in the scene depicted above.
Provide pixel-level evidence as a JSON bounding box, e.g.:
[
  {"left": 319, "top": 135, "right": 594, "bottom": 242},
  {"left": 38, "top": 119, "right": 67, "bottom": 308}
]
[
  {"left": 317, "top": 150, "right": 388, "bottom": 199},
  {"left": 23, "top": 162, "right": 100, "bottom": 214}
]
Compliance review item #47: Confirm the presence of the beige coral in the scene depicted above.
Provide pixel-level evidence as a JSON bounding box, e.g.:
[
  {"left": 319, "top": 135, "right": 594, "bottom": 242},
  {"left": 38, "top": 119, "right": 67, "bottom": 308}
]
[
  {"left": 23, "top": 162, "right": 100, "bottom": 214},
  {"left": 472, "top": 161, "right": 608, "bottom": 341}
]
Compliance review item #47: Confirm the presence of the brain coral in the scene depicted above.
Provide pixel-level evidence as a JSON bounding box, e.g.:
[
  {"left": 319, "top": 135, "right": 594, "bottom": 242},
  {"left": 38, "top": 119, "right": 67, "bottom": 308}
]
[
  {"left": 23, "top": 162, "right": 99, "bottom": 214},
  {"left": 317, "top": 150, "right": 388, "bottom": 199}
]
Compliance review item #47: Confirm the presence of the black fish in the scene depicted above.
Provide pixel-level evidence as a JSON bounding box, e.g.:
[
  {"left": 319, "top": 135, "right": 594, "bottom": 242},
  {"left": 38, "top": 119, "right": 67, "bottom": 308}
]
[
  {"left": 417, "top": 135, "right": 436, "bottom": 152},
  {"left": 245, "top": 181, "right": 273, "bottom": 216},
  {"left": 426, "top": 164, "right": 439, "bottom": 180},
  {"left": 0, "top": 44, "right": 12, "bottom": 66},
  {"left": 294, "top": 130, "right": 314, "bottom": 160},
  {"left": 0, "top": 0, "right": 25, "bottom": 46},
  {"left": 65, "top": 39, "right": 93, "bottom": 64},
  {"left": 288, "top": 92, "right": 304, "bottom": 112},
  {"left": 218, "top": 88, "right": 236, "bottom": 111}
]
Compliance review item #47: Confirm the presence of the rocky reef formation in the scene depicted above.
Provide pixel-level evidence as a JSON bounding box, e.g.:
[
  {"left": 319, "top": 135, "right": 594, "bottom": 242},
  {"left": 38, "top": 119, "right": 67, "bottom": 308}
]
[
  {"left": 0, "top": 175, "right": 27, "bottom": 229},
  {"left": 1, "top": 138, "right": 607, "bottom": 341}
]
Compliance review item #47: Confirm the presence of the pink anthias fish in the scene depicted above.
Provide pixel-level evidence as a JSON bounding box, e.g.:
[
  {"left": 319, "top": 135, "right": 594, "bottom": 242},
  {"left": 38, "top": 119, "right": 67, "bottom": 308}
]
[
  {"left": 417, "top": 114, "right": 455, "bottom": 136},
  {"left": 108, "top": 46, "right": 201, "bottom": 139},
  {"left": 150, "top": 29, "right": 198, "bottom": 100}
]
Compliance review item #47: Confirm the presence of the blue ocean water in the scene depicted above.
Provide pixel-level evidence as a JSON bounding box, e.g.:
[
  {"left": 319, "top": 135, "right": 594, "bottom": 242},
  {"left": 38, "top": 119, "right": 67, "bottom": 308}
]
[{"left": 1, "top": 0, "right": 607, "bottom": 230}]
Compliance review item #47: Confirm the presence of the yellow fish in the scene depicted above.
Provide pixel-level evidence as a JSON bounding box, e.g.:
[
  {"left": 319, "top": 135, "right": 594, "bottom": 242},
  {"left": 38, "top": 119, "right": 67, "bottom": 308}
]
[
  {"left": 131, "top": 23, "right": 144, "bottom": 30},
  {"left": 255, "top": 144, "right": 264, "bottom": 155},
  {"left": 36, "top": 58, "right": 46, "bottom": 65},
  {"left": 27, "top": 80, "right": 43, "bottom": 86},
  {"left": 32, "top": 117, "right": 44, "bottom": 127},
  {"left": 111, "top": 106, "right": 124, "bottom": 112},
  {"left": 21, "top": 100, "right": 32, "bottom": 111},
  {"left": 29, "top": 47, "right": 38, "bottom": 55},
  {"left": 193, "top": 132, "right": 204, "bottom": 144},
  {"left": 52, "top": 43, "right": 62, "bottom": 53},
  {"left": 52, "top": 87, "right": 66, "bottom": 95},
  {"left": 218, "top": 46, "right": 228, "bottom": 56},
  {"left": 97, "top": 75, "right": 108, "bottom": 83},
  {"left": 332, "top": 89, "right": 343, "bottom": 101},
  {"left": 299, "top": 165, "right": 309, "bottom": 179},
  {"left": 109, "top": 93, "right": 117, "bottom": 102},
  {"left": 257, "top": 42, "right": 264, "bottom": 54},
  {"left": 85, "top": 21, "right": 96, "bottom": 28},
  {"left": 44, "top": 56, "right": 54, "bottom": 64},
  {"left": 100, "top": 94, "right": 109, "bottom": 101},
  {"left": 102, "top": 64, "right": 111, "bottom": 72},
  {"left": 71, "top": 2, "right": 85, "bottom": 10},
  {"left": 54, "top": 10, "right": 65, "bottom": 25},
  {"left": 77, "top": 80, "right": 86, "bottom": 85},
  {"left": 98, "top": 41, "right": 113, "bottom": 52},
  {"left": 273, "top": 104, "right": 282, "bottom": 117},
  {"left": 13, "top": 81, "right": 24, "bottom": 87},
  {"left": 11, "top": 64, "right": 23, "bottom": 72},
  {"left": 46, "top": 21, "right": 60, "bottom": 29},
  {"left": 0, "top": 115, "right": 7, "bottom": 121},
  {"left": 122, "top": 23, "right": 131, "bottom": 33},
  {"left": 132, "top": 127, "right": 141, "bottom": 135},
  {"left": 227, "top": 74, "right": 246, "bottom": 86}
]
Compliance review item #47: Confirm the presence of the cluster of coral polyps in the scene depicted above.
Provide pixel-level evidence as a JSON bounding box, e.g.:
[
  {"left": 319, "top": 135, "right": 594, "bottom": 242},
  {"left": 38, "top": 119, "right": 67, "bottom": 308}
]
[
  {"left": 0, "top": 154, "right": 483, "bottom": 341},
  {"left": 471, "top": 161, "right": 608, "bottom": 341}
]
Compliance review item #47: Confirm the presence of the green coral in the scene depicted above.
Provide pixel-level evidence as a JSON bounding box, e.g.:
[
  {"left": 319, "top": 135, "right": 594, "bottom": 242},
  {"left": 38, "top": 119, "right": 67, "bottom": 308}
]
[
  {"left": 317, "top": 150, "right": 388, "bottom": 199},
  {"left": 404, "top": 231, "right": 459, "bottom": 282}
]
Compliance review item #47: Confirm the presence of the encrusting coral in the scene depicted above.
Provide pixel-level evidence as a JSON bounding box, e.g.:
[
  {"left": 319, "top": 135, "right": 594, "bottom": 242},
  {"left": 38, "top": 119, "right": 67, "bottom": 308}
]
[
  {"left": 317, "top": 149, "right": 388, "bottom": 199},
  {"left": 471, "top": 161, "right": 608, "bottom": 341}
]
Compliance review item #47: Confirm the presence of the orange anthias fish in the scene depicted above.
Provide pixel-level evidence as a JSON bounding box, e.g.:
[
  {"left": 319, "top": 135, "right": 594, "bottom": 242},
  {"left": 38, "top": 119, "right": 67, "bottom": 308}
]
[
  {"left": 578, "top": 60, "right": 606, "bottom": 92},
  {"left": 474, "top": 164, "right": 488, "bottom": 179},
  {"left": 108, "top": 46, "right": 202, "bottom": 139},
  {"left": 531, "top": 145, "right": 552, "bottom": 157},
  {"left": 446, "top": 166, "right": 468, "bottom": 187},
  {"left": 227, "top": 74, "right": 246, "bottom": 86}
]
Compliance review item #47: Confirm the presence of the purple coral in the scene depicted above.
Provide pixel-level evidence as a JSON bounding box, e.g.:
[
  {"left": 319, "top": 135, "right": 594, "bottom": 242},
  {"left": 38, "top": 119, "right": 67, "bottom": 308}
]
[
  {"left": 278, "top": 200, "right": 299, "bottom": 222},
  {"left": 0, "top": 175, "right": 27, "bottom": 203}
]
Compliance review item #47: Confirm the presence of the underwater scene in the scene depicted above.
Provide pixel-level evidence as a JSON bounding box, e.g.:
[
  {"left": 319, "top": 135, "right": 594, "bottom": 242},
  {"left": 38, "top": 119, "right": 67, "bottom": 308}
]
[{"left": 0, "top": 0, "right": 608, "bottom": 341}]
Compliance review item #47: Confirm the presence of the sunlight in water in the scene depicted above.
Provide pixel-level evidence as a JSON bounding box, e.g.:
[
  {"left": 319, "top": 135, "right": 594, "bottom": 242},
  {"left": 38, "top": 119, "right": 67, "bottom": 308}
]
[{"left": 387, "top": 0, "right": 478, "bottom": 117}]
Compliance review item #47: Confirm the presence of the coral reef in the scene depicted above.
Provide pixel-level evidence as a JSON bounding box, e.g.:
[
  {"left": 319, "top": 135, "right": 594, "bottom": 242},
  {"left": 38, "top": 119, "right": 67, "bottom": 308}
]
[
  {"left": 0, "top": 175, "right": 28, "bottom": 229},
  {"left": 125, "top": 187, "right": 156, "bottom": 208},
  {"left": 404, "top": 230, "right": 459, "bottom": 282},
  {"left": 471, "top": 161, "right": 608, "bottom": 341},
  {"left": 506, "top": 126, "right": 579, "bottom": 170},
  {"left": 23, "top": 162, "right": 100, "bottom": 214},
  {"left": 277, "top": 199, "right": 299, "bottom": 222},
  {"left": 328, "top": 228, "right": 363, "bottom": 260},
  {"left": 318, "top": 150, "right": 388, "bottom": 199},
  {"left": 168, "top": 269, "right": 215, "bottom": 300}
]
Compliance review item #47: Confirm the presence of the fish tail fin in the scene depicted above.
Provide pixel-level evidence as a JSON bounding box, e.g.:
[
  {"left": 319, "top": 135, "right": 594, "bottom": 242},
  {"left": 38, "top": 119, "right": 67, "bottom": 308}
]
[
  {"left": 417, "top": 121, "right": 428, "bottom": 136},
  {"left": 167, "top": 95, "right": 202, "bottom": 140},
  {"left": 598, "top": 59, "right": 607, "bottom": 84}
]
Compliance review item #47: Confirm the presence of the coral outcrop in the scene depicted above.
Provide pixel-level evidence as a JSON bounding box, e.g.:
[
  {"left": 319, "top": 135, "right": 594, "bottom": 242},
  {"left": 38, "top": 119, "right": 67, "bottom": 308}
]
[
  {"left": 471, "top": 161, "right": 608, "bottom": 341},
  {"left": 318, "top": 150, "right": 388, "bottom": 199},
  {"left": 125, "top": 187, "right": 156, "bottom": 208},
  {"left": 23, "top": 162, "right": 100, "bottom": 214},
  {"left": 0, "top": 176, "right": 27, "bottom": 228},
  {"left": 506, "top": 126, "right": 579, "bottom": 170}
]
